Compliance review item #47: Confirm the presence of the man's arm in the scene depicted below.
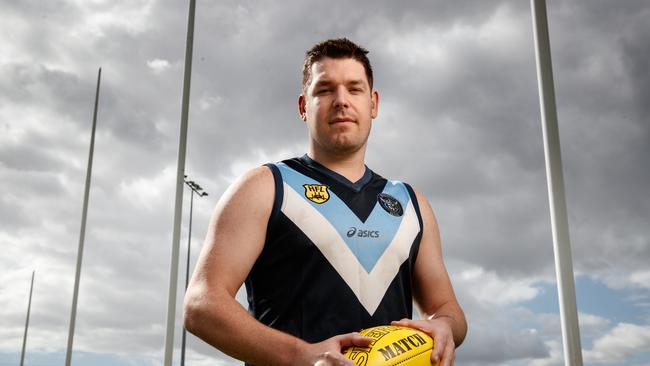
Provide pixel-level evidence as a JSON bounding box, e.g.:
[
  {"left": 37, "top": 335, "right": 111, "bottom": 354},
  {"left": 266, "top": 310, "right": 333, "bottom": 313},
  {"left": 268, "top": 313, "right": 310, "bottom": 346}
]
[
  {"left": 392, "top": 188, "right": 467, "bottom": 366},
  {"left": 183, "top": 166, "right": 369, "bottom": 366}
]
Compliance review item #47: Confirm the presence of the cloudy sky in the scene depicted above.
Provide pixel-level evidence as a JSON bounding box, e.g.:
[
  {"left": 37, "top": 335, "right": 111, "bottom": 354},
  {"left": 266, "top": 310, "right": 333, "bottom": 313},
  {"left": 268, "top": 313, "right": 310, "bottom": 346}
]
[{"left": 1, "top": 0, "right": 649, "bottom": 365}]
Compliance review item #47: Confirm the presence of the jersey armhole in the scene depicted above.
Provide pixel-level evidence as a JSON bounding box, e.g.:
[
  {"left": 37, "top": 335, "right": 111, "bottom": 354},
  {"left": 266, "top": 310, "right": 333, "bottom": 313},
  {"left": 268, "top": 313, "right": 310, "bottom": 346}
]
[
  {"left": 404, "top": 182, "right": 424, "bottom": 267},
  {"left": 404, "top": 183, "right": 423, "bottom": 232},
  {"left": 263, "top": 163, "right": 283, "bottom": 227}
]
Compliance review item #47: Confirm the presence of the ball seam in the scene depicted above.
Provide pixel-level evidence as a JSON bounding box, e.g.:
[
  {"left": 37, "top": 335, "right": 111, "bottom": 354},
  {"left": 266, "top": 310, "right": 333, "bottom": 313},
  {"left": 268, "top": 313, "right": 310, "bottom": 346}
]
[{"left": 392, "top": 348, "right": 430, "bottom": 366}]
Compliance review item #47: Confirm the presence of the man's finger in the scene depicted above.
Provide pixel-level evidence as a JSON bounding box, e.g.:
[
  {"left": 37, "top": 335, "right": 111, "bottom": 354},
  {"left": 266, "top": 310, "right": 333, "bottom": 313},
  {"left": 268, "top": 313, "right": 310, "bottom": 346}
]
[
  {"left": 390, "top": 318, "right": 416, "bottom": 328},
  {"left": 440, "top": 337, "right": 455, "bottom": 366},
  {"left": 392, "top": 319, "right": 433, "bottom": 335},
  {"left": 451, "top": 346, "right": 457, "bottom": 366},
  {"left": 337, "top": 332, "right": 372, "bottom": 348},
  {"left": 430, "top": 333, "right": 445, "bottom": 365}
]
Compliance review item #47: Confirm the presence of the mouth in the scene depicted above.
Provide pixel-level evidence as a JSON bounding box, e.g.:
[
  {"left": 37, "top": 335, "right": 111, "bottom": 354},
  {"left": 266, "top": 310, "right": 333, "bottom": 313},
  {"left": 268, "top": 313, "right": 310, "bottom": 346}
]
[{"left": 330, "top": 117, "right": 356, "bottom": 124}]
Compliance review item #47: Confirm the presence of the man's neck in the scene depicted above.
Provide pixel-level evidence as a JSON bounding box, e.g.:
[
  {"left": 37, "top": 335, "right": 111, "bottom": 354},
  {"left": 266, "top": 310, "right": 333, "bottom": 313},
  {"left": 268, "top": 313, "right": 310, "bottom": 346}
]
[{"left": 307, "top": 148, "right": 367, "bottom": 183}]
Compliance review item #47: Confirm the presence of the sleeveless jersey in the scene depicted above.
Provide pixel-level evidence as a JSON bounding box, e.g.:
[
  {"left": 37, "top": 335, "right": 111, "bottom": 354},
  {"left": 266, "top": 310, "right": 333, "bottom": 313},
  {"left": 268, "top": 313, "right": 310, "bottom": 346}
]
[{"left": 244, "top": 155, "right": 424, "bottom": 343}]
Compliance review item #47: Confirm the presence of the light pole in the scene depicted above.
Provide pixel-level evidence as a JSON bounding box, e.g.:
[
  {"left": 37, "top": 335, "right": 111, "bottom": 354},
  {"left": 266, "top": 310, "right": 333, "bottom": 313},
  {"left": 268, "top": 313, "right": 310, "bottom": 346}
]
[
  {"left": 181, "top": 175, "right": 208, "bottom": 366},
  {"left": 20, "top": 270, "right": 35, "bottom": 366},
  {"left": 66, "top": 67, "right": 102, "bottom": 366}
]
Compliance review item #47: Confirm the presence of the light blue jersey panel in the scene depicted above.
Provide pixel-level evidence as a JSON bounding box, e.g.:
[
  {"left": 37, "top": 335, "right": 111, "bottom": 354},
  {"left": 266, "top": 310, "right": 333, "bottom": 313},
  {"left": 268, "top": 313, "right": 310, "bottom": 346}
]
[{"left": 277, "top": 163, "right": 412, "bottom": 272}]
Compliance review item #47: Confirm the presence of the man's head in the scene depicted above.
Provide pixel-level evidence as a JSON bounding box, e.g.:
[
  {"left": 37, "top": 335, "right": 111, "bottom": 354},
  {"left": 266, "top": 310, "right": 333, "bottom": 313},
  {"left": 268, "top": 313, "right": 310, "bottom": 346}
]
[
  {"left": 302, "top": 38, "right": 374, "bottom": 95},
  {"left": 298, "top": 38, "right": 379, "bottom": 157}
]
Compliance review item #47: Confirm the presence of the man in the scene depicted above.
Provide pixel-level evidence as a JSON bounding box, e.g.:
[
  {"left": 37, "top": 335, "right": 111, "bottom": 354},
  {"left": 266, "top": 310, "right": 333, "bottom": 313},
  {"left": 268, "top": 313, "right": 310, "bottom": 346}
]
[{"left": 184, "top": 38, "right": 467, "bottom": 366}]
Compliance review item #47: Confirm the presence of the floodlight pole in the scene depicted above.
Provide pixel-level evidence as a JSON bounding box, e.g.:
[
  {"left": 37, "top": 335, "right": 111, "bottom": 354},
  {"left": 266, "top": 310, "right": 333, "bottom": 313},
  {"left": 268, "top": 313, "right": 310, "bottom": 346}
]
[
  {"left": 180, "top": 177, "right": 208, "bottom": 366},
  {"left": 20, "top": 271, "right": 35, "bottom": 366},
  {"left": 163, "top": 0, "right": 196, "bottom": 365},
  {"left": 65, "top": 67, "right": 101, "bottom": 366},
  {"left": 530, "top": 1, "right": 583, "bottom": 365}
]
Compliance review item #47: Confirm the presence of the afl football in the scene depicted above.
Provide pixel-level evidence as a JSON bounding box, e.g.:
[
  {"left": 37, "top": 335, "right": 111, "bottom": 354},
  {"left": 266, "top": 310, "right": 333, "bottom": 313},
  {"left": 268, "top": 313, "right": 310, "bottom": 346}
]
[{"left": 342, "top": 325, "right": 437, "bottom": 366}]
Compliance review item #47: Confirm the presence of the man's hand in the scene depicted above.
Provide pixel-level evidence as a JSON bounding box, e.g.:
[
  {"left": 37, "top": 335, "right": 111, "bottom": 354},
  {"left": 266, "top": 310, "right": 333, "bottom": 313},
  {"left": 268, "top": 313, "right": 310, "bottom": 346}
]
[
  {"left": 391, "top": 317, "right": 456, "bottom": 366},
  {"left": 295, "top": 332, "right": 372, "bottom": 366}
]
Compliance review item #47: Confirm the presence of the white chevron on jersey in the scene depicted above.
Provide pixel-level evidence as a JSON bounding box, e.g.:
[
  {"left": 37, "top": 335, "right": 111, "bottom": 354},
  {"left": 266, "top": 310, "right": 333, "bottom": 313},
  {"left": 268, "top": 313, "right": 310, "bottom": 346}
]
[{"left": 281, "top": 182, "right": 420, "bottom": 314}]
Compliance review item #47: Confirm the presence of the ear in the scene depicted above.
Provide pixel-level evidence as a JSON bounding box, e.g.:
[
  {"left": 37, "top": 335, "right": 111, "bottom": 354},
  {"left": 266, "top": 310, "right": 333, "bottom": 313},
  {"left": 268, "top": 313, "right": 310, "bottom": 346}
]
[
  {"left": 298, "top": 94, "right": 307, "bottom": 122},
  {"left": 370, "top": 90, "right": 379, "bottom": 119}
]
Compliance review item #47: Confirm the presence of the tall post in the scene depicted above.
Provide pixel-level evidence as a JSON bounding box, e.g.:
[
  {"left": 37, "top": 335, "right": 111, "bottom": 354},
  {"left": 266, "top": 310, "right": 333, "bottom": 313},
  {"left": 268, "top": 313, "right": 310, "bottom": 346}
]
[
  {"left": 163, "top": 1, "right": 196, "bottom": 365},
  {"left": 530, "top": 1, "right": 583, "bottom": 365},
  {"left": 20, "top": 271, "right": 35, "bottom": 366},
  {"left": 180, "top": 188, "right": 194, "bottom": 366},
  {"left": 65, "top": 67, "right": 101, "bottom": 366},
  {"left": 180, "top": 178, "right": 208, "bottom": 366}
]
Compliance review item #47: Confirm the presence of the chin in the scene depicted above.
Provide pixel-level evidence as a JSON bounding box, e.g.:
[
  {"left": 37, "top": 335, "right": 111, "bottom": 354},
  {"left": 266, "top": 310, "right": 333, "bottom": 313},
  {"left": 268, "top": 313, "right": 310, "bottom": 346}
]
[{"left": 326, "top": 140, "right": 365, "bottom": 155}]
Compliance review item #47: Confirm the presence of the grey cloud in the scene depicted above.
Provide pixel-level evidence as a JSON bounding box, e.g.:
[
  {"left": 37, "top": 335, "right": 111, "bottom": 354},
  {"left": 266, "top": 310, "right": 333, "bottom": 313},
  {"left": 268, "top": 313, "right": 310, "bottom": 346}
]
[
  {"left": 0, "top": 63, "right": 95, "bottom": 127},
  {"left": 0, "top": 141, "right": 66, "bottom": 172},
  {"left": 543, "top": 0, "right": 650, "bottom": 275},
  {"left": 458, "top": 326, "right": 549, "bottom": 365},
  {"left": 0, "top": 193, "right": 36, "bottom": 230},
  {"left": 2, "top": 0, "right": 650, "bottom": 365}
]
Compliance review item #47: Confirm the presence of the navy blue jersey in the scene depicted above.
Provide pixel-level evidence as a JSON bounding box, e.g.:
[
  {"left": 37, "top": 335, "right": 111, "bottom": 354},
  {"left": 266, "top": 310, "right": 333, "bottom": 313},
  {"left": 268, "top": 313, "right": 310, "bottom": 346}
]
[{"left": 244, "top": 155, "right": 423, "bottom": 344}]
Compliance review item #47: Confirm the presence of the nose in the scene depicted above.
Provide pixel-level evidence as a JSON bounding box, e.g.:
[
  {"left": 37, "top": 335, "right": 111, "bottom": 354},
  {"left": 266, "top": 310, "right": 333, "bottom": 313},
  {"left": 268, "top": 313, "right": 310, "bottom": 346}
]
[{"left": 333, "top": 85, "right": 350, "bottom": 108}]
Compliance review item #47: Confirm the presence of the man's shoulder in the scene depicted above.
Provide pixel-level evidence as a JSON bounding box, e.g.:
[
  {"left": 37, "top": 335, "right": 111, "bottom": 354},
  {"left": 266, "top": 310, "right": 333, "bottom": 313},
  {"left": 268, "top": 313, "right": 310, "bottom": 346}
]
[
  {"left": 245, "top": 165, "right": 275, "bottom": 180},
  {"left": 264, "top": 156, "right": 302, "bottom": 167},
  {"left": 228, "top": 165, "right": 276, "bottom": 195}
]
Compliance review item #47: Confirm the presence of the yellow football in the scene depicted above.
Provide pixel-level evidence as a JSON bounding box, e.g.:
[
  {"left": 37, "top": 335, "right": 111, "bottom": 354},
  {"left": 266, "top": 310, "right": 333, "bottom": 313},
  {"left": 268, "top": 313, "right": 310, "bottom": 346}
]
[{"left": 343, "top": 325, "right": 437, "bottom": 366}]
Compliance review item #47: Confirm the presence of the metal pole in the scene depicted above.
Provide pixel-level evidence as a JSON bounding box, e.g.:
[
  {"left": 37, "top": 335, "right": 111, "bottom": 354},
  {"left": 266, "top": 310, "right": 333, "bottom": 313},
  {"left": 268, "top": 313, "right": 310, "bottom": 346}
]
[
  {"left": 530, "top": 1, "right": 583, "bottom": 365},
  {"left": 163, "top": 1, "right": 196, "bottom": 365},
  {"left": 180, "top": 188, "right": 194, "bottom": 366},
  {"left": 65, "top": 67, "right": 101, "bottom": 366},
  {"left": 20, "top": 271, "right": 35, "bottom": 366}
]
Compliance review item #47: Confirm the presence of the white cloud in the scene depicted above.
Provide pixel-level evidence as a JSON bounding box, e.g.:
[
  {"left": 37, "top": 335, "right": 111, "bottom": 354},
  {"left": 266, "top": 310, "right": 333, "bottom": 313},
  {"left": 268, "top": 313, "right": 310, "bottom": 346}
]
[
  {"left": 451, "top": 263, "right": 551, "bottom": 364},
  {"left": 579, "top": 312, "right": 610, "bottom": 328},
  {"left": 529, "top": 339, "right": 564, "bottom": 366},
  {"left": 457, "top": 266, "right": 541, "bottom": 306},
  {"left": 578, "top": 312, "right": 612, "bottom": 342},
  {"left": 224, "top": 145, "right": 306, "bottom": 183},
  {"left": 198, "top": 94, "right": 223, "bottom": 111},
  {"left": 596, "top": 270, "right": 650, "bottom": 295},
  {"left": 71, "top": 0, "right": 156, "bottom": 38},
  {"left": 631, "top": 271, "right": 650, "bottom": 290},
  {"left": 146, "top": 59, "right": 171, "bottom": 74},
  {"left": 118, "top": 166, "right": 175, "bottom": 211},
  {"left": 584, "top": 323, "right": 650, "bottom": 363}
]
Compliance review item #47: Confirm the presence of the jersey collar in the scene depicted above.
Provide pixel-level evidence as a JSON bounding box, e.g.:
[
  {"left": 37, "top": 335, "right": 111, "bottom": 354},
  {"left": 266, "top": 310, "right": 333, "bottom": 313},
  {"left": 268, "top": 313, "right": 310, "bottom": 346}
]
[{"left": 299, "top": 154, "right": 373, "bottom": 192}]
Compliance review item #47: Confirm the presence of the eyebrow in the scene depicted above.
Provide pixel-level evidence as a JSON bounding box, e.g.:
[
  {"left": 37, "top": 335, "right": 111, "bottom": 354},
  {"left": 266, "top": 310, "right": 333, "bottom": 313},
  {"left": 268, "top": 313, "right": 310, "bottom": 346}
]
[
  {"left": 347, "top": 80, "right": 366, "bottom": 88},
  {"left": 313, "top": 79, "right": 367, "bottom": 89}
]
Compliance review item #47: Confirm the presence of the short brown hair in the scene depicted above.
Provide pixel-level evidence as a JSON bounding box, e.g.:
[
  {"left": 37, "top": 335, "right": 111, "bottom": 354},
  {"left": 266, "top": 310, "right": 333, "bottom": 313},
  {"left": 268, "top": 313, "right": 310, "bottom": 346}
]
[{"left": 301, "top": 38, "right": 374, "bottom": 94}]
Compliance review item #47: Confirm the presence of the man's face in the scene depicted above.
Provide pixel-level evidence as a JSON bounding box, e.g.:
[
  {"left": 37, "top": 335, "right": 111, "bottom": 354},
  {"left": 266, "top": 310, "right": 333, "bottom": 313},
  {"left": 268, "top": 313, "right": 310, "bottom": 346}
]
[{"left": 299, "top": 57, "right": 379, "bottom": 156}]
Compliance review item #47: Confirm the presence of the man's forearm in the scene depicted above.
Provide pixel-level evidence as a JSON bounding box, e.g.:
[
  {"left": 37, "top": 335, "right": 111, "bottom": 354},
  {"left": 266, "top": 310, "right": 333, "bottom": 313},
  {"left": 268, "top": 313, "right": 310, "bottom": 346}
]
[
  {"left": 184, "top": 289, "right": 307, "bottom": 366},
  {"left": 425, "top": 302, "right": 467, "bottom": 346}
]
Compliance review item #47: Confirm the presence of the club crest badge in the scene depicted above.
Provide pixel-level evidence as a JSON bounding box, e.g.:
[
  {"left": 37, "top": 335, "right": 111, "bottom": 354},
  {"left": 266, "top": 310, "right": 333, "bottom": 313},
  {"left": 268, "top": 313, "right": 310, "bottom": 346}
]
[
  {"left": 377, "top": 193, "right": 403, "bottom": 216},
  {"left": 303, "top": 184, "right": 330, "bottom": 204}
]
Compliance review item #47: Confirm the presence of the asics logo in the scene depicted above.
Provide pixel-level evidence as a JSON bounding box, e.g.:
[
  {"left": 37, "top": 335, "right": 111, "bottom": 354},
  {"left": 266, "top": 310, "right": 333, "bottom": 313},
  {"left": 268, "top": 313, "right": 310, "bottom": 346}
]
[{"left": 346, "top": 227, "right": 380, "bottom": 238}]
